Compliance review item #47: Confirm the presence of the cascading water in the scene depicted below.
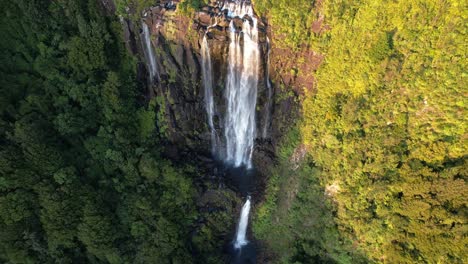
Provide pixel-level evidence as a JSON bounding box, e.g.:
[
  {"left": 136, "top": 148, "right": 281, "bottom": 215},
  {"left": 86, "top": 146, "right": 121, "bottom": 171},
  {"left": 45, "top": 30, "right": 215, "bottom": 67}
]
[
  {"left": 222, "top": 1, "right": 260, "bottom": 250},
  {"left": 141, "top": 2, "right": 267, "bottom": 253},
  {"left": 234, "top": 196, "right": 251, "bottom": 249},
  {"left": 141, "top": 22, "right": 158, "bottom": 82},
  {"left": 201, "top": 35, "right": 218, "bottom": 154},
  {"left": 262, "top": 37, "right": 272, "bottom": 138},
  {"left": 223, "top": 2, "right": 260, "bottom": 169},
  {"left": 199, "top": 0, "right": 264, "bottom": 252}
]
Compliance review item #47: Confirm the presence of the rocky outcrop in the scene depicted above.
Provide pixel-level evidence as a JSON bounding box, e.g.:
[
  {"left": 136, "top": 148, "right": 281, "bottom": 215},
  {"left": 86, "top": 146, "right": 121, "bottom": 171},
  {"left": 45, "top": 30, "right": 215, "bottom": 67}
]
[
  {"left": 123, "top": 1, "right": 272, "bottom": 157},
  {"left": 138, "top": 4, "right": 208, "bottom": 154}
]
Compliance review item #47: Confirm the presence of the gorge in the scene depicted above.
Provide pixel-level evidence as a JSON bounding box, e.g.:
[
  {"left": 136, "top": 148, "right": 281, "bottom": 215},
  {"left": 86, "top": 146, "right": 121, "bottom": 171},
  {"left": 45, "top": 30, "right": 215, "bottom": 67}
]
[{"left": 0, "top": 0, "right": 465, "bottom": 263}]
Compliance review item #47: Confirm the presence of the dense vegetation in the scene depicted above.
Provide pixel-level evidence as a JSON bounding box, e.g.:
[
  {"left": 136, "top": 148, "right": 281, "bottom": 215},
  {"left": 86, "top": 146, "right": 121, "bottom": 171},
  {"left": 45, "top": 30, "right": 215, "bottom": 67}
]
[
  {"left": 253, "top": 127, "right": 369, "bottom": 263},
  {"left": 254, "top": 0, "right": 467, "bottom": 263},
  {"left": 1, "top": 0, "right": 466, "bottom": 263},
  {"left": 0, "top": 0, "right": 234, "bottom": 263}
]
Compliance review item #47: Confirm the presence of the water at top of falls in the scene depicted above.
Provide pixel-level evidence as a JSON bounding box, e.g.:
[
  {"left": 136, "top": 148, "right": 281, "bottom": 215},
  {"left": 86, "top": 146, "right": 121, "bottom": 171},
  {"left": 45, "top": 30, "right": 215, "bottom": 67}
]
[
  {"left": 222, "top": 0, "right": 255, "bottom": 18},
  {"left": 141, "top": 22, "right": 158, "bottom": 82},
  {"left": 223, "top": 3, "right": 260, "bottom": 168},
  {"left": 262, "top": 37, "right": 272, "bottom": 138},
  {"left": 234, "top": 197, "right": 251, "bottom": 249},
  {"left": 201, "top": 35, "right": 218, "bottom": 155}
]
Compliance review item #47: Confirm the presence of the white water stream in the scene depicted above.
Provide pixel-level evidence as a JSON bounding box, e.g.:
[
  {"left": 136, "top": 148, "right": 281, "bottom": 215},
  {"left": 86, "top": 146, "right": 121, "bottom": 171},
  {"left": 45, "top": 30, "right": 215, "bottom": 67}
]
[
  {"left": 223, "top": 2, "right": 260, "bottom": 169},
  {"left": 141, "top": 22, "right": 158, "bottom": 82},
  {"left": 201, "top": 35, "right": 218, "bottom": 154},
  {"left": 234, "top": 196, "right": 251, "bottom": 249},
  {"left": 222, "top": 1, "right": 259, "bottom": 249}
]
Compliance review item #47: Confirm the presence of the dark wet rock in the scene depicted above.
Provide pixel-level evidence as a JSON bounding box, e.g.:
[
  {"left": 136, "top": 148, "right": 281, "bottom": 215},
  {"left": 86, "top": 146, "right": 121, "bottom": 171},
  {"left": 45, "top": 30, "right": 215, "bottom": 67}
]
[
  {"left": 198, "top": 189, "right": 238, "bottom": 208},
  {"left": 121, "top": 18, "right": 138, "bottom": 55},
  {"left": 209, "top": 29, "right": 229, "bottom": 41},
  {"left": 121, "top": 2, "right": 305, "bottom": 263},
  {"left": 257, "top": 19, "right": 266, "bottom": 30}
]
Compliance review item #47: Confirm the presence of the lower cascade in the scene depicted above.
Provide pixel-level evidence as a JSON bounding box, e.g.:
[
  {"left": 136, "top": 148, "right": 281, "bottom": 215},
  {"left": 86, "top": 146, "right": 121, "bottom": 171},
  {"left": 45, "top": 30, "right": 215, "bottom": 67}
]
[{"left": 234, "top": 196, "right": 251, "bottom": 249}]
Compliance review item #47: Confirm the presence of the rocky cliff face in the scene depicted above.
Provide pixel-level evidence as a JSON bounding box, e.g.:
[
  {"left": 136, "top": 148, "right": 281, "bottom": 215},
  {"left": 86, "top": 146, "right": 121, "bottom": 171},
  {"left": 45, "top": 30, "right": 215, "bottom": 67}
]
[{"left": 119, "top": 0, "right": 315, "bottom": 175}]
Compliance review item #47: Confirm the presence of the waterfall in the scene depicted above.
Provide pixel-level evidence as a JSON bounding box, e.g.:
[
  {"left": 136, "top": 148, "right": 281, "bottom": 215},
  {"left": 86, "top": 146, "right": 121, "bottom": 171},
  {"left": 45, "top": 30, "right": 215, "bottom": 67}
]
[
  {"left": 201, "top": 35, "right": 218, "bottom": 155},
  {"left": 234, "top": 197, "right": 251, "bottom": 249},
  {"left": 223, "top": 2, "right": 260, "bottom": 168},
  {"left": 221, "top": 1, "right": 259, "bottom": 251},
  {"left": 262, "top": 37, "right": 272, "bottom": 138},
  {"left": 199, "top": 1, "right": 262, "bottom": 251},
  {"left": 141, "top": 22, "right": 158, "bottom": 82}
]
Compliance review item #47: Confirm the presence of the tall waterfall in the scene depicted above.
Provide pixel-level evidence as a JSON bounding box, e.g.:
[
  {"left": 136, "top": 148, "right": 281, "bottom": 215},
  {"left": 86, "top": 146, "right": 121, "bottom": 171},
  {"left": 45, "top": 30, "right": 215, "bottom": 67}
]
[
  {"left": 223, "top": 2, "right": 260, "bottom": 168},
  {"left": 201, "top": 35, "right": 218, "bottom": 154},
  {"left": 141, "top": 22, "right": 158, "bottom": 82},
  {"left": 199, "top": 1, "right": 262, "bottom": 251},
  {"left": 222, "top": 1, "right": 260, "bottom": 250},
  {"left": 234, "top": 196, "right": 251, "bottom": 249},
  {"left": 262, "top": 37, "right": 272, "bottom": 138}
]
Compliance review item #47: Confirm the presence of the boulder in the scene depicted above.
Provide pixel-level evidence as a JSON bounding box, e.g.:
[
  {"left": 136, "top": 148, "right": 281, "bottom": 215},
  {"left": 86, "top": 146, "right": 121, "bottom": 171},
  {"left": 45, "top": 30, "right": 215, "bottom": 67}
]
[
  {"left": 196, "top": 11, "right": 212, "bottom": 26},
  {"left": 210, "top": 30, "right": 228, "bottom": 42},
  {"left": 218, "top": 16, "right": 230, "bottom": 28},
  {"left": 232, "top": 17, "right": 243, "bottom": 31}
]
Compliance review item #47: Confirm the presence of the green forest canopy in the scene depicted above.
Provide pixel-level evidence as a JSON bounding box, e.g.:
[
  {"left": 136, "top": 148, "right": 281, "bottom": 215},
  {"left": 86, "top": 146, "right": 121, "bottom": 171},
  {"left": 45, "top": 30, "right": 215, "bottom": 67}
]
[
  {"left": 254, "top": 0, "right": 467, "bottom": 263},
  {"left": 0, "top": 1, "right": 233, "bottom": 263}
]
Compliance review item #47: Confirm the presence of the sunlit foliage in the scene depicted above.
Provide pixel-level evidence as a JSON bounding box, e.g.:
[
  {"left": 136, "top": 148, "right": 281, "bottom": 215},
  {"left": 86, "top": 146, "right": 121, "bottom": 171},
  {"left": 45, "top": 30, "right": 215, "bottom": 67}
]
[
  {"left": 254, "top": 0, "right": 466, "bottom": 263},
  {"left": 300, "top": 0, "right": 467, "bottom": 262}
]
